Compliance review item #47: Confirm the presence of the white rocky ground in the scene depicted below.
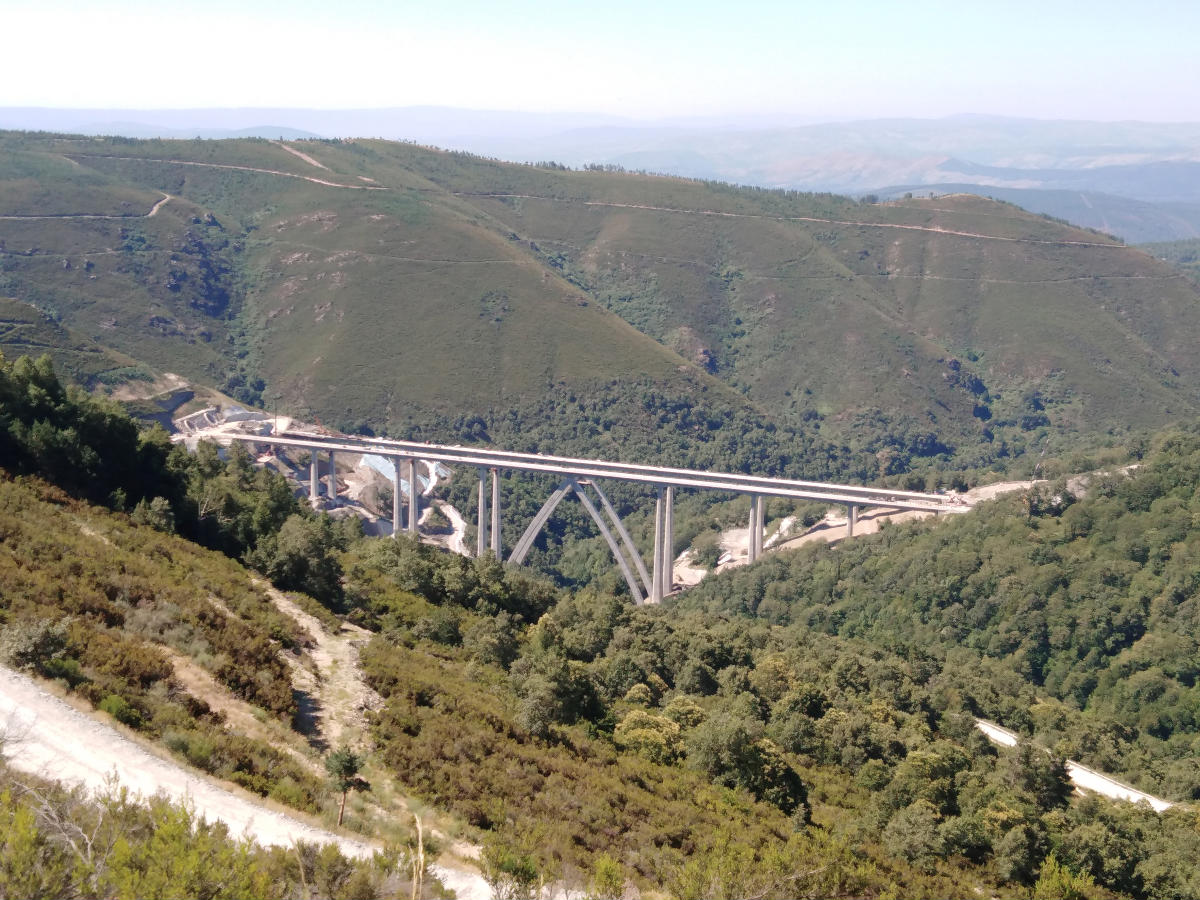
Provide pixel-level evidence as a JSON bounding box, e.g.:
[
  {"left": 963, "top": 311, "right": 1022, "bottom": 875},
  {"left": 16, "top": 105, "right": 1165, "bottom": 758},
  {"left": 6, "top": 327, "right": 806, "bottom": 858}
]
[
  {"left": 1, "top": 651, "right": 493, "bottom": 898},
  {"left": 974, "top": 719, "right": 1172, "bottom": 812},
  {"left": 0, "top": 665, "right": 375, "bottom": 858}
]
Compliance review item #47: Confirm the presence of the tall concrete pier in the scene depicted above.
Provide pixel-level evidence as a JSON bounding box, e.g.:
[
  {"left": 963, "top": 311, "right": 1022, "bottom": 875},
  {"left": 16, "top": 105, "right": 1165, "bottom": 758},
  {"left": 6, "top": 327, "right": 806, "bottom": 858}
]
[{"left": 229, "top": 432, "right": 962, "bottom": 604}]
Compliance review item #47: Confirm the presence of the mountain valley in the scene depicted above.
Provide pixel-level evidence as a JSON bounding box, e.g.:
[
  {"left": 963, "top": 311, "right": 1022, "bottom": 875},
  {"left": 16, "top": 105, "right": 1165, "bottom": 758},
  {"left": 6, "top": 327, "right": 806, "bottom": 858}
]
[{"left": 5, "top": 128, "right": 1200, "bottom": 899}]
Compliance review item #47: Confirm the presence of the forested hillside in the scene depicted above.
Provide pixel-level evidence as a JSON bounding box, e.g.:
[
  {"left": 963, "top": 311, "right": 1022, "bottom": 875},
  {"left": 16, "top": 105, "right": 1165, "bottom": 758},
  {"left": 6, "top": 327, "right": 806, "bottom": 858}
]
[
  {"left": 4, "top": 131, "right": 1200, "bottom": 475},
  {"left": 4, "top": 353, "right": 1200, "bottom": 899},
  {"left": 681, "top": 429, "right": 1200, "bottom": 805}
]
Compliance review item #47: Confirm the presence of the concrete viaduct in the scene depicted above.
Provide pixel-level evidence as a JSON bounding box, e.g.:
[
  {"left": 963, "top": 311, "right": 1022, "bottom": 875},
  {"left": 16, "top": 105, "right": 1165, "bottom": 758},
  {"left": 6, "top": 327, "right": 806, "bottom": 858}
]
[{"left": 227, "top": 432, "right": 964, "bottom": 604}]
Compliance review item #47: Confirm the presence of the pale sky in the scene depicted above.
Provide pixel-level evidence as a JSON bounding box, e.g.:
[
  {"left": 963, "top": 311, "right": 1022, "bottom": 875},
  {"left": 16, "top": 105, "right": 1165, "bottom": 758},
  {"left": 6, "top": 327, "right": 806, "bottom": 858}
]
[{"left": 5, "top": 0, "right": 1200, "bottom": 121}]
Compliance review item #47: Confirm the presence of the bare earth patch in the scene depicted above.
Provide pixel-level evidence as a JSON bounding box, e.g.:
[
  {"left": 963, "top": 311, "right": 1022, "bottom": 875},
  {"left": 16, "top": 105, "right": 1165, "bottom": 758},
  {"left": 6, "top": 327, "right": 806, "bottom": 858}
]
[
  {"left": 161, "top": 647, "right": 316, "bottom": 772},
  {"left": 257, "top": 582, "right": 380, "bottom": 752}
]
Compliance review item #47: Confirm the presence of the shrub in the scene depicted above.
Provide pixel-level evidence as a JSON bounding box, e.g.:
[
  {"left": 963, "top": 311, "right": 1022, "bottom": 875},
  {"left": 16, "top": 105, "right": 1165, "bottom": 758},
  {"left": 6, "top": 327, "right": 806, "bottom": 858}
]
[{"left": 98, "top": 694, "right": 144, "bottom": 729}]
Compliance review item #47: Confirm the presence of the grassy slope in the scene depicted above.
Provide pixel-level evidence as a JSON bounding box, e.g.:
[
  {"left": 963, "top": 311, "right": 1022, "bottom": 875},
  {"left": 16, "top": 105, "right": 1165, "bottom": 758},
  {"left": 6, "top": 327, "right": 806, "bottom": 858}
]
[
  {"left": 0, "top": 132, "right": 719, "bottom": 433},
  {"left": 4, "top": 131, "right": 1200, "bottom": 454},
  {"left": 883, "top": 184, "right": 1200, "bottom": 244},
  {"left": 0, "top": 295, "right": 148, "bottom": 386},
  {"left": 1140, "top": 238, "right": 1200, "bottom": 287},
  {"left": 459, "top": 180, "right": 1200, "bottom": 439},
  {"left": 0, "top": 473, "right": 325, "bottom": 806}
]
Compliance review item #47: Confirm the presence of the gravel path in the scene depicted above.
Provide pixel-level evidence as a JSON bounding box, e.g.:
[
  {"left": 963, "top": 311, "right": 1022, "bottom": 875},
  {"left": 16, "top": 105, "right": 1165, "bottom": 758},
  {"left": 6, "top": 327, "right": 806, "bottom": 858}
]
[
  {"left": 1, "top": 664, "right": 495, "bottom": 897},
  {"left": 0, "top": 665, "right": 375, "bottom": 858},
  {"left": 974, "top": 719, "right": 1173, "bottom": 811}
]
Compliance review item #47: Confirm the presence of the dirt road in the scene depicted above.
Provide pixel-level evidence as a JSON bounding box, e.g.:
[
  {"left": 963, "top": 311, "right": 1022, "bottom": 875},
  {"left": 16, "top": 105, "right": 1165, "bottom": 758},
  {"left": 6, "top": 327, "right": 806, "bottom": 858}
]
[
  {"left": 974, "top": 719, "right": 1172, "bottom": 811},
  {"left": 0, "top": 665, "right": 374, "bottom": 857},
  {"left": 262, "top": 584, "right": 379, "bottom": 751},
  {"left": 0, "top": 191, "right": 171, "bottom": 220}
]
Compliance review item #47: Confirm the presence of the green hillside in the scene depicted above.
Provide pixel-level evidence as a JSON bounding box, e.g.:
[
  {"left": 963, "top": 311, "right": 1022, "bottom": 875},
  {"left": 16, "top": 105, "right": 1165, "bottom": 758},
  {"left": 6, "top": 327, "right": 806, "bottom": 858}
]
[
  {"left": 878, "top": 184, "right": 1200, "bottom": 244},
  {"left": 680, "top": 429, "right": 1200, "bottom": 801},
  {"left": 1141, "top": 238, "right": 1200, "bottom": 287},
  {"left": 4, "top": 131, "right": 1200, "bottom": 469},
  {"left": 8, "top": 354, "right": 1199, "bottom": 898},
  {"left": 0, "top": 295, "right": 148, "bottom": 387}
]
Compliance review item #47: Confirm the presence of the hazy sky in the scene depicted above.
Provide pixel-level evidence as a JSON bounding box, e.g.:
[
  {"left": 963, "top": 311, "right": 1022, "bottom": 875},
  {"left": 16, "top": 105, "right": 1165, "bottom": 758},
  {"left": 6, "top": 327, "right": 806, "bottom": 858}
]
[{"left": 6, "top": 0, "right": 1200, "bottom": 121}]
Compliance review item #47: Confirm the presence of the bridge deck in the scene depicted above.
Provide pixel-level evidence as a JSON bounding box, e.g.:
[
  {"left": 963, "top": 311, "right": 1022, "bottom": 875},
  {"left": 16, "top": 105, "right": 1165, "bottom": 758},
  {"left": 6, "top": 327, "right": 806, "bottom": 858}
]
[{"left": 225, "top": 431, "right": 962, "bottom": 513}]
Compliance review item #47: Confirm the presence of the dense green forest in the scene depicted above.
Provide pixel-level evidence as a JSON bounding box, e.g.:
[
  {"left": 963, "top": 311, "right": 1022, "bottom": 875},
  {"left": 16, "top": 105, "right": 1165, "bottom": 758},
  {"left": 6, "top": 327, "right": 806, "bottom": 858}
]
[
  {"left": 4, "top": 352, "right": 1200, "bottom": 898},
  {"left": 678, "top": 429, "right": 1200, "bottom": 804}
]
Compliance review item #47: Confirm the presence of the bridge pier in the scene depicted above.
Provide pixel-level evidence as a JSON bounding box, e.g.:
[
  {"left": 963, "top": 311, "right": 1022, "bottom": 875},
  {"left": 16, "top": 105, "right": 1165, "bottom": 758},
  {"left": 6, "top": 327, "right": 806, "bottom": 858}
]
[
  {"left": 847, "top": 503, "right": 858, "bottom": 537},
  {"left": 476, "top": 468, "right": 488, "bottom": 558},
  {"left": 651, "top": 487, "right": 665, "bottom": 603},
  {"left": 755, "top": 494, "right": 765, "bottom": 559},
  {"left": 748, "top": 495, "right": 765, "bottom": 563},
  {"left": 309, "top": 454, "right": 319, "bottom": 504},
  {"left": 661, "top": 485, "right": 674, "bottom": 599},
  {"left": 326, "top": 451, "right": 336, "bottom": 502},
  {"left": 392, "top": 457, "right": 403, "bottom": 538},
  {"left": 490, "top": 468, "right": 501, "bottom": 556},
  {"left": 407, "top": 459, "right": 419, "bottom": 534}
]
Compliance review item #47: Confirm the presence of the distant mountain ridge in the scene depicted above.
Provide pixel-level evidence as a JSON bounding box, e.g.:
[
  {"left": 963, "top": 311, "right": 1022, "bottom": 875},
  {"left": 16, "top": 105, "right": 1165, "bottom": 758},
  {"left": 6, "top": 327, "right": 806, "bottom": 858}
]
[{"left": 873, "top": 184, "right": 1200, "bottom": 244}]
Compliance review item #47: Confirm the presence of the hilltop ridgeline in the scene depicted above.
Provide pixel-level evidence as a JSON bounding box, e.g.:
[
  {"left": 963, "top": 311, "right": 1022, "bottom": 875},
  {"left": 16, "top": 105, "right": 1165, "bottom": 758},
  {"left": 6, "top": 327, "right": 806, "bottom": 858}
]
[{"left": 3, "top": 131, "right": 1200, "bottom": 477}]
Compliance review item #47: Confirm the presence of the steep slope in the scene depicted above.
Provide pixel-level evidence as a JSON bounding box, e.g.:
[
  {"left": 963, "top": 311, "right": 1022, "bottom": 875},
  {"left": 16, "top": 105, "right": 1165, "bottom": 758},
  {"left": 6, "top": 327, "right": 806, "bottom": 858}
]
[
  {"left": 0, "top": 132, "right": 718, "bottom": 434},
  {"left": 0, "top": 295, "right": 143, "bottom": 386},
  {"left": 5, "top": 131, "right": 1200, "bottom": 464},
  {"left": 448, "top": 171, "right": 1200, "bottom": 444}
]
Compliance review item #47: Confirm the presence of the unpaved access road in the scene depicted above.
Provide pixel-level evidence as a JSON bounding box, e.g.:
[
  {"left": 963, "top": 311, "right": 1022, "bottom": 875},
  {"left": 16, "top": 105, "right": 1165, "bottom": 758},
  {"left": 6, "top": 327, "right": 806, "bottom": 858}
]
[
  {"left": 1, "top": 664, "right": 492, "bottom": 898},
  {"left": 0, "top": 192, "right": 171, "bottom": 220},
  {"left": 974, "top": 719, "right": 1172, "bottom": 812},
  {"left": 0, "top": 665, "right": 374, "bottom": 858}
]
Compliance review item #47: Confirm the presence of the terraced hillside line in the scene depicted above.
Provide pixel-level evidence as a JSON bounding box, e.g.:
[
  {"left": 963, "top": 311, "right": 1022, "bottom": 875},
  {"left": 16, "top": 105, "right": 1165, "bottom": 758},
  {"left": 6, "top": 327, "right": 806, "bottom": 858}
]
[
  {"left": 258, "top": 581, "right": 381, "bottom": 751},
  {"left": 71, "top": 155, "right": 388, "bottom": 191},
  {"left": 453, "top": 192, "right": 1127, "bottom": 248},
  {"left": 272, "top": 141, "right": 330, "bottom": 171},
  {"left": 0, "top": 191, "right": 171, "bottom": 220}
]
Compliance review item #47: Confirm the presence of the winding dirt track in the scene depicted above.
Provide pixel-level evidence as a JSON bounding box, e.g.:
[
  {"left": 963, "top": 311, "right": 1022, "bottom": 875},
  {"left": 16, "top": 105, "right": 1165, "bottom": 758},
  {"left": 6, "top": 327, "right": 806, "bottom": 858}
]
[
  {"left": 71, "top": 155, "right": 388, "bottom": 191},
  {"left": 452, "top": 192, "right": 1129, "bottom": 248},
  {"left": 0, "top": 664, "right": 492, "bottom": 898},
  {"left": 47, "top": 152, "right": 1140, "bottom": 250},
  {"left": 0, "top": 665, "right": 374, "bottom": 857},
  {"left": 0, "top": 192, "right": 171, "bottom": 220}
]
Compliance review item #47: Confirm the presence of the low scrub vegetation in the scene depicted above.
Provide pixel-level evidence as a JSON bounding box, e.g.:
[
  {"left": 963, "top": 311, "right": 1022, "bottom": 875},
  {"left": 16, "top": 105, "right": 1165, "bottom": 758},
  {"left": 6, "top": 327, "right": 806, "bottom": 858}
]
[
  {"left": 0, "top": 762, "right": 398, "bottom": 899},
  {"left": 5, "top": 352, "right": 1200, "bottom": 898}
]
